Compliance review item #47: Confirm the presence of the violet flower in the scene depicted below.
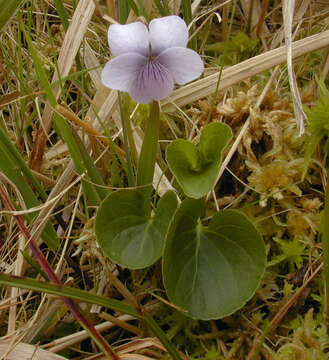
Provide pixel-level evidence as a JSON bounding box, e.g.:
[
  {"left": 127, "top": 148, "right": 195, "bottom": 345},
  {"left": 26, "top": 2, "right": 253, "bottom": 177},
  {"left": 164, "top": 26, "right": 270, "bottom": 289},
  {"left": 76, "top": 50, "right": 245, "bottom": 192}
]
[{"left": 101, "top": 15, "right": 204, "bottom": 104}]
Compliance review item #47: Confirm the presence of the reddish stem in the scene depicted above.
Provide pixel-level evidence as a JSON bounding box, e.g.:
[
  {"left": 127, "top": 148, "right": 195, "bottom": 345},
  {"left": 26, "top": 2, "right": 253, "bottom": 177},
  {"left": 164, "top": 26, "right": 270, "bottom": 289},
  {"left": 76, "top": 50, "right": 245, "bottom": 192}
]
[{"left": 0, "top": 183, "right": 119, "bottom": 360}]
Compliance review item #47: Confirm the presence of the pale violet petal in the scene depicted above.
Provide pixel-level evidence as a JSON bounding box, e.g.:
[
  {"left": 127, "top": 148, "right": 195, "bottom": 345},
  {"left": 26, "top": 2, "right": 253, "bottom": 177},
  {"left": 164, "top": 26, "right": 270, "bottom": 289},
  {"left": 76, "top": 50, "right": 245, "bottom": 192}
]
[
  {"left": 149, "top": 16, "right": 188, "bottom": 56},
  {"left": 108, "top": 22, "right": 149, "bottom": 57},
  {"left": 129, "top": 61, "right": 174, "bottom": 104},
  {"left": 156, "top": 47, "right": 204, "bottom": 85},
  {"left": 101, "top": 53, "right": 147, "bottom": 91}
]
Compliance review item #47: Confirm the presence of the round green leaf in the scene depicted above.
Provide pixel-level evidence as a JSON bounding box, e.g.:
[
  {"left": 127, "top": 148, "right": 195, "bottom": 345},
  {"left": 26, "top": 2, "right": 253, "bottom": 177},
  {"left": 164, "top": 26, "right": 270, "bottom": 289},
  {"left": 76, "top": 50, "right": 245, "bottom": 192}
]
[
  {"left": 96, "top": 189, "right": 178, "bottom": 269},
  {"left": 163, "top": 199, "right": 266, "bottom": 320},
  {"left": 166, "top": 122, "right": 232, "bottom": 199}
]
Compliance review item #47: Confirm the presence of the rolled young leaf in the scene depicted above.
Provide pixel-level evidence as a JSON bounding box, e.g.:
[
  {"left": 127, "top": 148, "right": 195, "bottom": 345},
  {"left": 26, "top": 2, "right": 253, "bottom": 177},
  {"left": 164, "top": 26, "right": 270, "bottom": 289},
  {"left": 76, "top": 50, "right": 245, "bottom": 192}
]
[{"left": 166, "top": 122, "right": 232, "bottom": 199}]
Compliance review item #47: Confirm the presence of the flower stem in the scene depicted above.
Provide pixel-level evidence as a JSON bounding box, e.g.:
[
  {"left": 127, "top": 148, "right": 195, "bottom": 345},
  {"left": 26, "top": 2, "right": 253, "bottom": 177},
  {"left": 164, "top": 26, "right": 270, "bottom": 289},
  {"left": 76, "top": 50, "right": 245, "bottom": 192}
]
[
  {"left": 118, "top": 91, "right": 137, "bottom": 187},
  {"left": 0, "top": 182, "right": 119, "bottom": 360},
  {"left": 136, "top": 100, "right": 160, "bottom": 192}
]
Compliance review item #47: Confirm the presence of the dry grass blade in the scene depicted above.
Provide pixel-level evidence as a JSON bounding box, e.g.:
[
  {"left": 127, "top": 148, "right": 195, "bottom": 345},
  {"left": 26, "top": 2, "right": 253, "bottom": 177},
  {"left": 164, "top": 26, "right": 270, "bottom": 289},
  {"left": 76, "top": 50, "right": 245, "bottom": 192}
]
[
  {"left": 29, "top": 0, "right": 95, "bottom": 171},
  {"left": 172, "top": 0, "right": 182, "bottom": 14},
  {"left": 28, "top": 94, "right": 118, "bottom": 245},
  {"left": 191, "top": 0, "right": 202, "bottom": 16},
  {"left": 162, "top": 29, "right": 329, "bottom": 111},
  {"left": 0, "top": 91, "right": 20, "bottom": 110},
  {"left": 29, "top": 161, "right": 77, "bottom": 245},
  {"left": 240, "top": 0, "right": 269, "bottom": 35},
  {"left": 56, "top": 103, "right": 125, "bottom": 157},
  {"left": 7, "top": 234, "right": 25, "bottom": 335},
  {"left": 114, "top": 338, "right": 166, "bottom": 354},
  {"left": 83, "top": 42, "right": 103, "bottom": 89},
  {"left": 100, "top": 312, "right": 142, "bottom": 337},
  {"left": 89, "top": 355, "right": 155, "bottom": 360},
  {"left": 270, "top": 0, "right": 311, "bottom": 49},
  {"left": 84, "top": 338, "right": 168, "bottom": 360},
  {"left": 44, "top": 315, "right": 135, "bottom": 353},
  {"left": 282, "top": 0, "right": 307, "bottom": 135},
  {"left": 0, "top": 341, "right": 67, "bottom": 360},
  {"left": 52, "top": 0, "right": 95, "bottom": 100}
]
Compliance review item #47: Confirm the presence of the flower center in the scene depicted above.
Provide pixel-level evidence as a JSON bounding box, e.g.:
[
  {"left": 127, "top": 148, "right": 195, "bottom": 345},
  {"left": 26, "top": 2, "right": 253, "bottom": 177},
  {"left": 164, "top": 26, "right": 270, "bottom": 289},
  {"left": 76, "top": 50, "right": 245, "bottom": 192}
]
[{"left": 135, "top": 60, "right": 170, "bottom": 93}]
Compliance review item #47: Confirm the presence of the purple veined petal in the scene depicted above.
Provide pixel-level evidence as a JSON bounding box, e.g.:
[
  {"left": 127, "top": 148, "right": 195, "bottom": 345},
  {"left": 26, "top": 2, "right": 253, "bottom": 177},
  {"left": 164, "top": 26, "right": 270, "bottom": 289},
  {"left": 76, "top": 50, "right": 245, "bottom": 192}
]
[
  {"left": 156, "top": 47, "right": 204, "bottom": 85},
  {"left": 108, "top": 22, "right": 150, "bottom": 57},
  {"left": 129, "top": 61, "right": 174, "bottom": 104},
  {"left": 149, "top": 16, "right": 188, "bottom": 56},
  {"left": 101, "top": 53, "right": 147, "bottom": 91}
]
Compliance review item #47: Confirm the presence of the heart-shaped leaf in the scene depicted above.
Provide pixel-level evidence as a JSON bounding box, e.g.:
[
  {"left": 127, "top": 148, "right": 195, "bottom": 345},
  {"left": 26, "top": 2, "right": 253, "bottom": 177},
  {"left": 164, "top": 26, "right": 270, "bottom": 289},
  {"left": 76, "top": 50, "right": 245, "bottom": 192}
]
[
  {"left": 163, "top": 198, "right": 266, "bottom": 320},
  {"left": 166, "top": 122, "right": 232, "bottom": 199},
  {"left": 95, "top": 189, "right": 178, "bottom": 269}
]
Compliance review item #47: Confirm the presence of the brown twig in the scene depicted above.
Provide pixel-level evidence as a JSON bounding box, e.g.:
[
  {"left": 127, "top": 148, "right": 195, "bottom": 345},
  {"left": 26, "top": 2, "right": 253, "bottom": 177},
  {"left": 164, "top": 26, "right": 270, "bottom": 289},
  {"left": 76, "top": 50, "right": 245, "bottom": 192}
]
[{"left": 0, "top": 182, "right": 119, "bottom": 360}]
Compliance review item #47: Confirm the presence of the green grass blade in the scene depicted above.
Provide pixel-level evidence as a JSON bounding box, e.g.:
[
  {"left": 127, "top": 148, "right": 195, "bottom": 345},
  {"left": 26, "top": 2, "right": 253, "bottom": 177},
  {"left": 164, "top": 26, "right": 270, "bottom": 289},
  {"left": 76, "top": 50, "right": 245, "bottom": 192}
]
[
  {"left": 0, "top": 142, "right": 40, "bottom": 208},
  {"left": 93, "top": 108, "right": 126, "bottom": 187},
  {"left": 205, "top": 67, "right": 224, "bottom": 124},
  {"left": 21, "top": 250, "right": 48, "bottom": 280},
  {"left": 136, "top": 0, "right": 148, "bottom": 19},
  {"left": 32, "top": 305, "right": 67, "bottom": 343},
  {"left": 23, "top": 29, "right": 56, "bottom": 105},
  {"left": 0, "top": 126, "right": 47, "bottom": 200},
  {"left": 24, "top": 29, "right": 107, "bottom": 204},
  {"left": 227, "top": 0, "right": 238, "bottom": 40},
  {"left": 16, "top": 11, "right": 28, "bottom": 136},
  {"left": 0, "top": 141, "right": 60, "bottom": 250},
  {"left": 70, "top": 126, "right": 108, "bottom": 200},
  {"left": 181, "top": 0, "right": 192, "bottom": 24},
  {"left": 0, "top": 0, "right": 24, "bottom": 31},
  {"left": 153, "top": 0, "right": 170, "bottom": 16},
  {"left": 118, "top": 0, "right": 131, "bottom": 23},
  {"left": 0, "top": 273, "right": 139, "bottom": 317},
  {"left": 53, "top": 0, "right": 70, "bottom": 31},
  {"left": 144, "top": 315, "right": 183, "bottom": 360},
  {"left": 51, "top": 65, "right": 102, "bottom": 88},
  {"left": 127, "top": 0, "right": 139, "bottom": 17},
  {"left": 181, "top": 0, "right": 196, "bottom": 49},
  {"left": 0, "top": 273, "right": 183, "bottom": 360}
]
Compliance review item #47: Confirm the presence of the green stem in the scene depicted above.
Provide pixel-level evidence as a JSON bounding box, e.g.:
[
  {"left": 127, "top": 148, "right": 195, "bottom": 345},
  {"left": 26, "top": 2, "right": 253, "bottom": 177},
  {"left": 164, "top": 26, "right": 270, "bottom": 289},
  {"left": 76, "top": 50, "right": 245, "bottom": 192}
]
[
  {"left": 118, "top": 92, "right": 136, "bottom": 187},
  {"left": 205, "top": 66, "right": 223, "bottom": 125},
  {"left": 227, "top": 0, "right": 238, "bottom": 41},
  {"left": 137, "top": 101, "right": 160, "bottom": 189}
]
